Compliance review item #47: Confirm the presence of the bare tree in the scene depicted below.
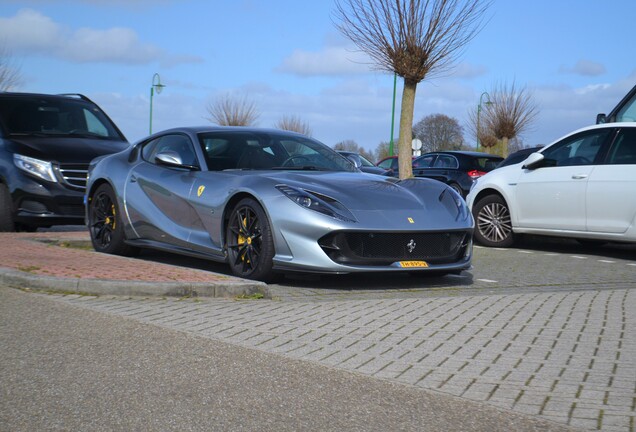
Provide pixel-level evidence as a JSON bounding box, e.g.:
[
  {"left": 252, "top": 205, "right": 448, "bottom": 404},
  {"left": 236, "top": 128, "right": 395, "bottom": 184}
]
[
  {"left": 413, "top": 113, "right": 464, "bottom": 151},
  {"left": 275, "top": 115, "right": 313, "bottom": 136},
  {"left": 206, "top": 94, "right": 260, "bottom": 126},
  {"left": 0, "top": 45, "right": 22, "bottom": 91},
  {"left": 334, "top": 0, "right": 491, "bottom": 179},
  {"left": 468, "top": 81, "right": 538, "bottom": 156},
  {"left": 374, "top": 141, "right": 394, "bottom": 161}
]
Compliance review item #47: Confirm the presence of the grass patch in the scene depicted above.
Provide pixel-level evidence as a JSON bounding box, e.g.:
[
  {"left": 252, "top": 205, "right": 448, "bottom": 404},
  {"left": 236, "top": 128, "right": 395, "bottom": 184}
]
[
  {"left": 56, "top": 240, "right": 94, "bottom": 250},
  {"left": 17, "top": 265, "right": 41, "bottom": 273},
  {"left": 236, "top": 292, "right": 265, "bottom": 300}
]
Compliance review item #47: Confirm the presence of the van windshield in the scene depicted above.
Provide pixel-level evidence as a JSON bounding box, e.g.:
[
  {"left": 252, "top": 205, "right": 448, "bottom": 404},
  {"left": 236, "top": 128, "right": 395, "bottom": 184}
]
[{"left": 0, "top": 96, "right": 123, "bottom": 140}]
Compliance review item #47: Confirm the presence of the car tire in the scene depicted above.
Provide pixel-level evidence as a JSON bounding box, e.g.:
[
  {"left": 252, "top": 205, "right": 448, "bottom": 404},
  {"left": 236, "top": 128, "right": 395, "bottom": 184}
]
[
  {"left": 448, "top": 183, "right": 464, "bottom": 198},
  {"left": 226, "top": 198, "right": 278, "bottom": 282},
  {"left": 0, "top": 183, "right": 16, "bottom": 232},
  {"left": 473, "top": 194, "right": 515, "bottom": 247},
  {"left": 88, "top": 183, "right": 138, "bottom": 256}
]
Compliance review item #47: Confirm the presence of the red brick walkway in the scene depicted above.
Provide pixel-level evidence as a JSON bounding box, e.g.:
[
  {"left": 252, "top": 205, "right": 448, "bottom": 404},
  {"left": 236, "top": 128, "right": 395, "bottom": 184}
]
[{"left": 0, "top": 231, "right": 234, "bottom": 283}]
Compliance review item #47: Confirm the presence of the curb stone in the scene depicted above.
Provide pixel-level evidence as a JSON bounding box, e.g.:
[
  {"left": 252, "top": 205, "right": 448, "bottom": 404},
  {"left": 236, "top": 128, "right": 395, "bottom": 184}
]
[{"left": 0, "top": 267, "right": 270, "bottom": 299}]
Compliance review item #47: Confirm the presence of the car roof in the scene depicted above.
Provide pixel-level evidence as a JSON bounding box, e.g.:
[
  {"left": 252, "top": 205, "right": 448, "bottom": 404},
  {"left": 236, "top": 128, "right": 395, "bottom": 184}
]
[
  {"left": 542, "top": 122, "right": 636, "bottom": 148},
  {"left": 153, "top": 125, "right": 311, "bottom": 138},
  {"left": 0, "top": 92, "right": 93, "bottom": 102},
  {"left": 416, "top": 151, "right": 503, "bottom": 159}
]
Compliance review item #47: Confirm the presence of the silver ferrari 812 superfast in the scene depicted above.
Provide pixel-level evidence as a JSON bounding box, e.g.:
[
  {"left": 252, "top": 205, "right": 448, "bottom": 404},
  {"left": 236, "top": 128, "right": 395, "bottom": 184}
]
[{"left": 85, "top": 127, "right": 474, "bottom": 282}]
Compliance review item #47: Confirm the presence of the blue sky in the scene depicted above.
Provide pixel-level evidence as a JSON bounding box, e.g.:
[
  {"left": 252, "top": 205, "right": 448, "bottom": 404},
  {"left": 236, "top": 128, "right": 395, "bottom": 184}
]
[{"left": 1, "top": 0, "right": 634, "bottom": 155}]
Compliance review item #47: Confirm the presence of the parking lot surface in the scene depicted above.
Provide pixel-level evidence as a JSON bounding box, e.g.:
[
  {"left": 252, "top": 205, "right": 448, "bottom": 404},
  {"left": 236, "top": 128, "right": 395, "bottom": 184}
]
[{"left": 2, "top": 230, "right": 635, "bottom": 431}]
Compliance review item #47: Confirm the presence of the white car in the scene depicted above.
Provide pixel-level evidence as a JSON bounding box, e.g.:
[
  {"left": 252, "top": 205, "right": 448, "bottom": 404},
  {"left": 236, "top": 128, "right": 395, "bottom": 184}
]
[{"left": 466, "top": 123, "right": 636, "bottom": 247}]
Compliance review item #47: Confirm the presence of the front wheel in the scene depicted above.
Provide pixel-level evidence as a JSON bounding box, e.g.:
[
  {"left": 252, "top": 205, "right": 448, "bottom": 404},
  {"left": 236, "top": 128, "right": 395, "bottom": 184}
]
[
  {"left": 88, "top": 184, "right": 138, "bottom": 256},
  {"left": 0, "top": 183, "right": 16, "bottom": 232},
  {"left": 472, "top": 194, "right": 515, "bottom": 247},
  {"left": 226, "top": 198, "right": 277, "bottom": 282}
]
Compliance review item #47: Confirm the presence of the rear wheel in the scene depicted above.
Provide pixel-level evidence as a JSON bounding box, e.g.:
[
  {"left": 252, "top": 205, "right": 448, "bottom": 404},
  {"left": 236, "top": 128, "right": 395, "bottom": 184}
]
[
  {"left": 448, "top": 182, "right": 464, "bottom": 198},
  {"left": 0, "top": 184, "right": 16, "bottom": 232},
  {"left": 473, "top": 194, "right": 515, "bottom": 247},
  {"left": 226, "top": 198, "right": 277, "bottom": 282},
  {"left": 88, "top": 184, "right": 138, "bottom": 256}
]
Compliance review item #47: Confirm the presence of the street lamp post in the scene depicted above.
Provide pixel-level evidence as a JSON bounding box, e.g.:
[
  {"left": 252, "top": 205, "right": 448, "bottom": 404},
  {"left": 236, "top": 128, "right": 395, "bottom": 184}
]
[
  {"left": 476, "top": 91, "right": 492, "bottom": 151},
  {"left": 149, "top": 73, "right": 165, "bottom": 134}
]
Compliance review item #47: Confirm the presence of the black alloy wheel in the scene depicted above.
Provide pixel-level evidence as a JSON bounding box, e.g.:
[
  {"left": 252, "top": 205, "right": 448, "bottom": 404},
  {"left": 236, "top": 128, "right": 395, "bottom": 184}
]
[
  {"left": 88, "top": 184, "right": 137, "bottom": 256},
  {"left": 226, "top": 198, "right": 276, "bottom": 282},
  {"left": 473, "top": 194, "right": 515, "bottom": 247}
]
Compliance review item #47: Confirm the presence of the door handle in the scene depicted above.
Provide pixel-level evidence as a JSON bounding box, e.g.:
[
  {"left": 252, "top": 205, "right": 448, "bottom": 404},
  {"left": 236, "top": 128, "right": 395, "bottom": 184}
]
[
  {"left": 130, "top": 175, "right": 137, "bottom": 183},
  {"left": 571, "top": 174, "right": 588, "bottom": 179}
]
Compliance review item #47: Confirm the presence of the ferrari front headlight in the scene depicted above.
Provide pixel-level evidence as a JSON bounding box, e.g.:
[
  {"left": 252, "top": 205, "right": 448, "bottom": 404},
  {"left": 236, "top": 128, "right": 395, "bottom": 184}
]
[{"left": 276, "top": 184, "right": 356, "bottom": 223}]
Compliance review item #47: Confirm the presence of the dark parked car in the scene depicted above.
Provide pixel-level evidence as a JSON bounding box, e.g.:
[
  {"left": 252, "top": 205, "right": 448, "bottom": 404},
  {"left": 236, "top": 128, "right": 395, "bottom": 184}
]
[
  {"left": 337, "top": 151, "right": 389, "bottom": 175},
  {"left": 596, "top": 83, "right": 636, "bottom": 124},
  {"left": 376, "top": 155, "right": 415, "bottom": 177},
  {"left": 411, "top": 151, "right": 503, "bottom": 197},
  {"left": 0, "top": 92, "right": 129, "bottom": 231},
  {"left": 496, "top": 146, "right": 544, "bottom": 168}
]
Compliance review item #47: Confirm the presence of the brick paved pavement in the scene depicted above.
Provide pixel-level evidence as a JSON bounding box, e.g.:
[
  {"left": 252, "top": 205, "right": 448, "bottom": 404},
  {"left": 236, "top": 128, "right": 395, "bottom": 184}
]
[{"left": 45, "top": 286, "right": 636, "bottom": 431}]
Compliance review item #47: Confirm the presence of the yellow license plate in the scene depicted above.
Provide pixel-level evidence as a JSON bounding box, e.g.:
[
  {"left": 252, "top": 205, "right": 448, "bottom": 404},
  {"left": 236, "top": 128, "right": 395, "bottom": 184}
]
[{"left": 398, "top": 261, "right": 429, "bottom": 268}]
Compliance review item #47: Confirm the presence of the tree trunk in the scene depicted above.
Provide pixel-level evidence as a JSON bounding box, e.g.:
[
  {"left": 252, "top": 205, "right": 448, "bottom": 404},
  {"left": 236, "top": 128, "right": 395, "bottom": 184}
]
[
  {"left": 490, "top": 137, "right": 510, "bottom": 158},
  {"left": 397, "top": 79, "right": 417, "bottom": 179}
]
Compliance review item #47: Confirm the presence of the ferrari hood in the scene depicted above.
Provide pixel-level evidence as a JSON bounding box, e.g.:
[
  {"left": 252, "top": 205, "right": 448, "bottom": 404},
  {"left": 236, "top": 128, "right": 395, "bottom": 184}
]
[{"left": 264, "top": 171, "right": 449, "bottom": 211}]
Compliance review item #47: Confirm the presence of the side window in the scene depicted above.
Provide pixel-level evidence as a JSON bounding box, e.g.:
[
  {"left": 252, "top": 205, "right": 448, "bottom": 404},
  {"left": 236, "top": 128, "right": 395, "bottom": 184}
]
[
  {"left": 141, "top": 138, "right": 161, "bottom": 162},
  {"left": 377, "top": 158, "right": 393, "bottom": 170},
  {"left": 83, "top": 109, "right": 108, "bottom": 136},
  {"left": 616, "top": 95, "right": 636, "bottom": 122},
  {"left": 433, "top": 155, "right": 457, "bottom": 169},
  {"left": 607, "top": 128, "right": 636, "bottom": 165},
  {"left": 413, "top": 155, "right": 436, "bottom": 168},
  {"left": 143, "top": 134, "right": 198, "bottom": 167},
  {"left": 541, "top": 129, "right": 612, "bottom": 167}
]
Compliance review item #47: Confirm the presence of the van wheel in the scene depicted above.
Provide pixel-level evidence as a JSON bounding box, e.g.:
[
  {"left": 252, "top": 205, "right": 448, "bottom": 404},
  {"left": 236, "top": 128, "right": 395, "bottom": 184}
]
[{"left": 0, "top": 184, "right": 16, "bottom": 232}]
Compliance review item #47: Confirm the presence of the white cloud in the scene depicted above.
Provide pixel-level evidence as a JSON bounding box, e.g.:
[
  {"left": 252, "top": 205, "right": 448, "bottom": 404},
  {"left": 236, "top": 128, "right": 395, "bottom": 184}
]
[
  {"left": 277, "top": 46, "right": 374, "bottom": 77},
  {"left": 0, "top": 9, "right": 201, "bottom": 65},
  {"left": 559, "top": 59, "right": 606, "bottom": 77}
]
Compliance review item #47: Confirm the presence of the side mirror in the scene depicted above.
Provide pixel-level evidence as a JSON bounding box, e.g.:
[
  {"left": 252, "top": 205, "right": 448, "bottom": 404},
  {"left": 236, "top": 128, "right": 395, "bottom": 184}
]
[
  {"left": 522, "top": 152, "right": 545, "bottom": 170},
  {"left": 155, "top": 151, "right": 183, "bottom": 167},
  {"left": 346, "top": 154, "right": 362, "bottom": 168},
  {"left": 596, "top": 113, "right": 607, "bottom": 124}
]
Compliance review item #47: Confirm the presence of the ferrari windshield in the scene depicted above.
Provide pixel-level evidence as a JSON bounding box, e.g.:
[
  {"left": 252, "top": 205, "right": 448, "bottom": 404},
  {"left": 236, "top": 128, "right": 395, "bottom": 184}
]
[{"left": 198, "top": 130, "right": 357, "bottom": 172}]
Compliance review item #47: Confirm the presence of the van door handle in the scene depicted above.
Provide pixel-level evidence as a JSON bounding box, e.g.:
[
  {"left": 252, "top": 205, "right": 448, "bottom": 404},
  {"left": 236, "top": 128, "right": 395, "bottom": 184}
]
[
  {"left": 572, "top": 174, "right": 588, "bottom": 179},
  {"left": 130, "top": 175, "right": 137, "bottom": 183}
]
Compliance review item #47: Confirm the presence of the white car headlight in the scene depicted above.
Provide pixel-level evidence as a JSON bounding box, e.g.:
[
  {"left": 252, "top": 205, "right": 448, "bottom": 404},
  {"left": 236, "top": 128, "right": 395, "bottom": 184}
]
[{"left": 14, "top": 154, "right": 57, "bottom": 183}]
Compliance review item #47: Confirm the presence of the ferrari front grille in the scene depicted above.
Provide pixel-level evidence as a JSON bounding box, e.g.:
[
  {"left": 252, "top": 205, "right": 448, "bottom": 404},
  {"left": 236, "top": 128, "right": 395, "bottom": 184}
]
[{"left": 318, "top": 231, "right": 471, "bottom": 266}]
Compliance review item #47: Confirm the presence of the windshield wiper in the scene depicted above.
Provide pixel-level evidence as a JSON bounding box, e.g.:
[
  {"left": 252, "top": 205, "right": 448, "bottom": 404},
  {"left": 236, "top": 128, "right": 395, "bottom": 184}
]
[{"left": 271, "top": 165, "right": 326, "bottom": 171}]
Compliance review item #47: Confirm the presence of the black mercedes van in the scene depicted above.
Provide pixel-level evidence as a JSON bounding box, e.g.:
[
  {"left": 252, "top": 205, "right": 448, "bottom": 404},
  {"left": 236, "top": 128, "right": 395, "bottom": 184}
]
[{"left": 0, "top": 92, "right": 129, "bottom": 231}]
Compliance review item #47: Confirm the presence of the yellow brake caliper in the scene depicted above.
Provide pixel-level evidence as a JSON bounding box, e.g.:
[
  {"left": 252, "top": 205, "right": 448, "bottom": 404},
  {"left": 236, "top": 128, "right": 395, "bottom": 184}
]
[
  {"left": 105, "top": 204, "right": 116, "bottom": 230},
  {"left": 237, "top": 217, "right": 251, "bottom": 263}
]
